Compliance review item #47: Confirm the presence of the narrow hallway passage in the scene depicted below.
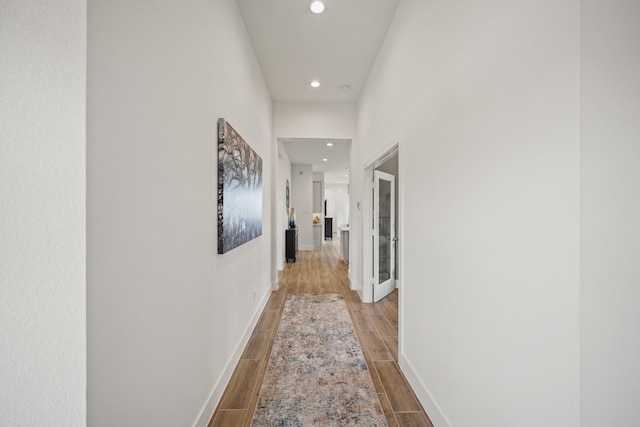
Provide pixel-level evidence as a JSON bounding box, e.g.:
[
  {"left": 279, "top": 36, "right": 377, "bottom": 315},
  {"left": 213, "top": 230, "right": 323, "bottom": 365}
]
[{"left": 210, "top": 239, "right": 433, "bottom": 427}]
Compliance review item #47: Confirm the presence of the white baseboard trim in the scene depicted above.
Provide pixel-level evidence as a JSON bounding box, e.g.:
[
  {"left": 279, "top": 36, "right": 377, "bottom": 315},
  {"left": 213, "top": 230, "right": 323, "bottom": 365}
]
[
  {"left": 400, "top": 354, "right": 452, "bottom": 427},
  {"left": 349, "top": 278, "right": 358, "bottom": 291},
  {"left": 299, "top": 245, "right": 313, "bottom": 251},
  {"left": 192, "top": 285, "right": 271, "bottom": 427},
  {"left": 349, "top": 279, "right": 364, "bottom": 301},
  {"left": 271, "top": 279, "right": 279, "bottom": 291}
]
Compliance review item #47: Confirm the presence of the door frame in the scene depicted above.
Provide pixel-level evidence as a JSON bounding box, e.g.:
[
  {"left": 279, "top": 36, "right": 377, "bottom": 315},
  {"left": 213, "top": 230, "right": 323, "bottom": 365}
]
[
  {"left": 362, "top": 143, "right": 402, "bottom": 303},
  {"left": 362, "top": 141, "right": 404, "bottom": 372}
]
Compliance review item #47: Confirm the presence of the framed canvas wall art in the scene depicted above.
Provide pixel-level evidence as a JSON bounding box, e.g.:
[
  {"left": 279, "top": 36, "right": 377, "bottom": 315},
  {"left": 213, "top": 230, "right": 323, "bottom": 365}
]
[{"left": 217, "top": 118, "right": 263, "bottom": 254}]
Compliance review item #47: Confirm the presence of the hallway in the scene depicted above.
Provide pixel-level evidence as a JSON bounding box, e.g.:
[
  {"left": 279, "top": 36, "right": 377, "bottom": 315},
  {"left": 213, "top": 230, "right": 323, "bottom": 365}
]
[{"left": 210, "top": 239, "right": 432, "bottom": 426}]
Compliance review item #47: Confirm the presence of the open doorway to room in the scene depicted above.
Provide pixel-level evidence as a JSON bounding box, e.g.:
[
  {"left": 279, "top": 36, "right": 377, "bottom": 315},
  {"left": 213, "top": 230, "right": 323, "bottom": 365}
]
[
  {"left": 363, "top": 145, "right": 400, "bottom": 304},
  {"left": 276, "top": 138, "right": 351, "bottom": 272},
  {"left": 324, "top": 175, "right": 351, "bottom": 263}
]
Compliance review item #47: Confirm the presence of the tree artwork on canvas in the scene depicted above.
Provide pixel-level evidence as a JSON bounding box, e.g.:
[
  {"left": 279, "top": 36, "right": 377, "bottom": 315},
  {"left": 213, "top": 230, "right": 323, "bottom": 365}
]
[{"left": 217, "top": 118, "right": 263, "bottom": 254}]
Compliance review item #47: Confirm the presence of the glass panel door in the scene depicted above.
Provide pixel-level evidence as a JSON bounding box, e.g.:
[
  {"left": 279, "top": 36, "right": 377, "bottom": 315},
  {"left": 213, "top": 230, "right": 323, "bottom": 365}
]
[
  {"left": 378, "top": 178, "right": 392, "bottom": 284},
  {"left": 373, "top": 170, "right": 395, "bottom": 302}
]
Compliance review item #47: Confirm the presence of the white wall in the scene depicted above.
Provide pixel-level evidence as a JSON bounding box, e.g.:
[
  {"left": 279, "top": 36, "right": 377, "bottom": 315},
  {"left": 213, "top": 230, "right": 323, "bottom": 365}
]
[
  {"left": 273, "top": 102, "right": 357, "bottom": 139},
  {"left": 277, "top": 141, "right": 292, "bottom": 268},
  {"left": 291, "top": 164, "right": 313, "bottom": 249},
  {"left": 87, "top": 1, "right": 272, "bottom": 426},
  {"left": 580, "top": 1, "right": 640, "bottom": 425},
  {"left": 0, "top": 1, "right": 86, "bottom": 425},
  {"left": 358, "top": 1, "right": 580, "bottom": 426}
]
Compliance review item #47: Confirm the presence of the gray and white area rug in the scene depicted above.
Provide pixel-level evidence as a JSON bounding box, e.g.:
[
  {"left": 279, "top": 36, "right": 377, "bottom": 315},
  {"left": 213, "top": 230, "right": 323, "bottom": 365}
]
[{"left": 251, "top": 293, "right": 387, "bottom": 426}]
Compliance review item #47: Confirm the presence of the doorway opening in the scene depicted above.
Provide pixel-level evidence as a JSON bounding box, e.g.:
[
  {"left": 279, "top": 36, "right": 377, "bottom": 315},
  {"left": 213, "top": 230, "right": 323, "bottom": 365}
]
[
  {"left": 361, "top": 142, "right": 403, "bottom": 374},
  {"left": 274, "top": 138, "right": 351, "bottom": 283},
  {"left": 362, "top": 144, "right": 400, "bottom": 304}
]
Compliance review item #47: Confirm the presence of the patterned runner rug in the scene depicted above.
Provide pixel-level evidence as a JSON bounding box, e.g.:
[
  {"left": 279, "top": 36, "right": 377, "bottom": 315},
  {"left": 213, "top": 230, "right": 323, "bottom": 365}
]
[{"left": 251, "top": 294, "right": 387, "bottom": 426}]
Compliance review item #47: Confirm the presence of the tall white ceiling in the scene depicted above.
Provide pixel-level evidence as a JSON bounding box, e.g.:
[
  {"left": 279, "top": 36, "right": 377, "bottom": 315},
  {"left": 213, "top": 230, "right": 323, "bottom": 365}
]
[
  {"left": 236, "top": 0, "right": 400, "bottom": 103},
  {"left": 237, "top": 0, "right": 399, "bottom": 183}
]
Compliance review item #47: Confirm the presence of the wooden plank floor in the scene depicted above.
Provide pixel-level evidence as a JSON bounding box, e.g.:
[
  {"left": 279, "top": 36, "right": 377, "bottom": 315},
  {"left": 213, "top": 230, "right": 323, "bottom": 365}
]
[{"left": 209, "top": 237, "right": 433, "bottom": 427}]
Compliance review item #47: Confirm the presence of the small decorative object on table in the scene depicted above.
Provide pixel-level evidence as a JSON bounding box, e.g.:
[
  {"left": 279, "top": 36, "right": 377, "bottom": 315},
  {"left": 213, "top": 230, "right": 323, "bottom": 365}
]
[{"left": 288, "top": 208, "right": 296, "bottom": 228}]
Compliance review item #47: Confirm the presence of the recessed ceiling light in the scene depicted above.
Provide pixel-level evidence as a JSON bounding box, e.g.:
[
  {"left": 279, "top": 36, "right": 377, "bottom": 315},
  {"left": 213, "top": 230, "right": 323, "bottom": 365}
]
[
  {"left": 326, "top": 142, "right": 333, "bottom": 146},
  {"left": 310, "top": 80, "right": 320, "bottom": 88},
  {"left": 322, "top": 158, "right": 328, "bottom": 162},
  {"left": 340, "top": 85, "right": 351, "bottom": 92},
  {"left": 310, "top": 1, "right": 325, "bottom": 14}
]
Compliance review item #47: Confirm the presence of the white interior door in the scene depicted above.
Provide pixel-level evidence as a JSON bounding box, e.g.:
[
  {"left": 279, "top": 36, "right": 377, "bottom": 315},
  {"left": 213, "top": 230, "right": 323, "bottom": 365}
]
[{"left": 373, "top": 170, "right": 395, "bottom": 302}]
